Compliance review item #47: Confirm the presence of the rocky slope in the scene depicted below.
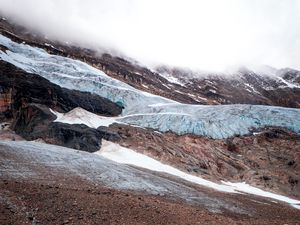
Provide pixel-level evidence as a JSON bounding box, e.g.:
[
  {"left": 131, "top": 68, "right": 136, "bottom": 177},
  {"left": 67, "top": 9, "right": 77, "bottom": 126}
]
[
  {"left": 12, "top": 103, "right": 120, "bottom": 152},
  {"left": 1, "top": 141, "right": 300, "bottom": 225},
  {"left": 0, "top": 61, "right": 122, "bottom": 120},
  {"left": 1, "top": 34, "right": 299, "bottom": 140},
  {"left": 1, "top": 16, "right": 300, "bottom": 224},
  {"left": 156, "top": 66, "right": 300, "bottom": 107},
  {"left": 0, "top": 21, "right": 299, "bottom": 196},
  {"left": 1, "top": 17, "right": 300, "bottom": 108},
  {"left": 107, "top": 124, "right": 300, "bottom": 199},
  {"left": 0, "top": 60, "right": 122, "bottom": 151}
]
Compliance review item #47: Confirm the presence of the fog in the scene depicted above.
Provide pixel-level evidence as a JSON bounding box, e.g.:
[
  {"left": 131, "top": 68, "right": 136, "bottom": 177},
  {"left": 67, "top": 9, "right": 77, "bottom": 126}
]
[{"left": 0, "top": 0, "right": 300, "bottom": 72}]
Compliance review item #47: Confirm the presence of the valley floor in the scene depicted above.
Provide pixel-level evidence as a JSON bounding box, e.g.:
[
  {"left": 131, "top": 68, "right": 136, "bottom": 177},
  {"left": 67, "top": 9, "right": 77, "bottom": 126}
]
[
  {"left": 1, "top": 179, "right": 300, "bottom": 225},
  {"left": 1, "top": 140, "right": 300, "bottom": 225}
]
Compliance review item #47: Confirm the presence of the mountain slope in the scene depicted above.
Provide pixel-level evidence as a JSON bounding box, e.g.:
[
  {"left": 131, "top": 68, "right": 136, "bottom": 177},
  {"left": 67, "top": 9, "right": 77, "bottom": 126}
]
[
  {"left": 1, "top": 16, "right": 300, "bottom": 224},
  {"left": 1, "top": 17, "right": 300, "bottom": 108},
  {"left": 1, "top": 140, "right": 300, "bottom": 224},
  {"left": 1, "top": 34, "right": 299, "bottom": 139}
]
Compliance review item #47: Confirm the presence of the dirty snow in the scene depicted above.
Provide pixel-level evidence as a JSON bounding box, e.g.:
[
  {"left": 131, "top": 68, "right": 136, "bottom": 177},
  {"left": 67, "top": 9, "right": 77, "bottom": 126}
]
[
  {"left": 50, "top": 108, "right": 118, "bottom": 128},
  {"left": 97, "top": 141, "right": 300, "bottom": 209},
  {"left": 0, "top": 140, "right": 248, "bottom": 214}
]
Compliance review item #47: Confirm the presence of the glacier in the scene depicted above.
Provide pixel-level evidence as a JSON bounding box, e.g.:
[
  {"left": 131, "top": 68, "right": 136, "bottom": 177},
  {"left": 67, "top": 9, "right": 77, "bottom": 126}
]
[{"left": 1, "top": 34, "right": 300, "bottom": 139}]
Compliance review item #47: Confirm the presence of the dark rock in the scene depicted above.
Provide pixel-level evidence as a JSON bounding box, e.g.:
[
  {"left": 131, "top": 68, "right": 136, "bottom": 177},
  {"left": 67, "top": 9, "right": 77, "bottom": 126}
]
[
  {"left": 226, "top": 139, "right": 237, "bottom": 152},
  {"left": 46, "top": 123, "right": 103, "bottom": 152},
  {"left": 12, "top": 103, "right": 118, "bottom": 152},
  {"left": 12, "top": 103, "right": 56, "bottom": 137},
  {"left": 0, "top": 44, "right": 8, "bottom": 52},
  {"left": 0, "top": 61, "right": 122, "bottom": 122},
  {"left": 287, "top": 160, "right": 295, "bottom": 166},
  {"left": 97, "top": 126, "right": 120, "bottom": 142}
]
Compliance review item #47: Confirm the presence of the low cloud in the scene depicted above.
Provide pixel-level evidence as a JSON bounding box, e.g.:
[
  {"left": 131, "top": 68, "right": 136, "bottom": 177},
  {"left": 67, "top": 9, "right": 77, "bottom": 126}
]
[{"left": 0, "top": 0, "right": 300, "bottom": 72}]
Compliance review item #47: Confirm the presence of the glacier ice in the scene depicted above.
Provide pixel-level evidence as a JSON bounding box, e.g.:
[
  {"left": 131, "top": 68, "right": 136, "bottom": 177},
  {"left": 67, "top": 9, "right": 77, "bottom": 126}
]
[{"left": 1, "top": 34, "right": 300, "bottom": 139}]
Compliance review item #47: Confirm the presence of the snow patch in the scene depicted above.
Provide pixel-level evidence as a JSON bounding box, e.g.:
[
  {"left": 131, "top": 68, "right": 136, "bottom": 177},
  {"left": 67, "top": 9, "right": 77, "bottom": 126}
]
[
  {"left": 97, "top": 140, "right": 235, "bottom": 193},
  {"left": 50, "top": 108, "right": 118, "bottom": 128},
  {"left": 222, "top": 182, "right": 300, "bottom": 209},
  {"left": 0, "top": 122, "right": 10, "bottom": 131},
  {"left": 276, "top": 76, "right": 300, "bottom": 89},
  {"left": 244, "top": 83, "right": 260, "bottom": 94},
  {"left": 44, "top": 43, "right": 56, "bottom": 49},
  {"left": 97, "top": 141, "right": 300, "bottom": 209},
  {"left": 158, "top": 72, "right": 186, "bottom": 86}
]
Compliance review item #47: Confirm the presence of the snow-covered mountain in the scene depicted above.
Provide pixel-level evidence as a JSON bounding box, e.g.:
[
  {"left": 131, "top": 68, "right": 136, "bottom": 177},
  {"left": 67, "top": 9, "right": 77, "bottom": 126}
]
[
  {"left": 155, "top": 65, "right": 300, "bottom": 107},
  {"left": 1, "top": 17, "right": 300, "bottom": 108},
  {"left": 1, "top": 34, "right": 299, "bottom": 139},
  {"left": 1, "top": 16, "right": 300, "bottom": 224}
]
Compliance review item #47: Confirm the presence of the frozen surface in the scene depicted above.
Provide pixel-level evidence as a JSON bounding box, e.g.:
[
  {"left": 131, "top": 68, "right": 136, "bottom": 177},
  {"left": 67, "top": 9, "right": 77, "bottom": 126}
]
[
  {"left": 0, "top": 34, "right": 172, "bottom": 114},
  {"left": 97, "top": 140, "right": 235, "bottom": 193},
  {"left": 50, "top": 108, "right": 118, "bottom": 128},
  {"left": 222, "top": 182, "right": 300, "bottom": 208},
  {"left": 119, "top": 104, "right": 300, "bottom": 139},
  {"left": 1, "top": 34, "right": 300, "bottom": 139},
  {"left": 157, "top": 71, "right": 186, "bottom": 86},
  {"left": 97, "top": 141, "right": 300, "bottom": 209},
  {"left": 0, "top": 140, "right": 248, "bottom": 214}
]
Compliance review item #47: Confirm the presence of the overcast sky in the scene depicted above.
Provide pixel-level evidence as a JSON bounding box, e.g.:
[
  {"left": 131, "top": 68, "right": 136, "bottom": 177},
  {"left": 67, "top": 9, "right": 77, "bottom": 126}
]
[{"left": 0, "top": 0, "right": 299, "bottom": 71}]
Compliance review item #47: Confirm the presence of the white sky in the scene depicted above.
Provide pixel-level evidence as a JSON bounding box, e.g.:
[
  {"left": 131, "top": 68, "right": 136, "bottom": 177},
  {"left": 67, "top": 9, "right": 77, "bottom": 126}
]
[{"left": 0, "top": 0, "right": 299, "bottom": 71}]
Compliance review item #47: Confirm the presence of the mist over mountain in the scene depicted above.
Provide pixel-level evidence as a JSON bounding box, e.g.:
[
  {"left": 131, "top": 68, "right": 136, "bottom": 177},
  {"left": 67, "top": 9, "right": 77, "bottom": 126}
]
[
  {"left": 1, "top": 2, "right": 300, "bottom": 224},
  {"left": 1, "top": 0, "right": 300, "bottom": 72}
]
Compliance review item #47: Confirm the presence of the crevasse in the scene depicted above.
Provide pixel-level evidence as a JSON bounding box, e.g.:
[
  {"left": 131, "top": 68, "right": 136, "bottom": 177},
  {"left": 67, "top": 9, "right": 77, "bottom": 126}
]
[{"left": 1, "top": 34, "right": 299, "bottom": 139}]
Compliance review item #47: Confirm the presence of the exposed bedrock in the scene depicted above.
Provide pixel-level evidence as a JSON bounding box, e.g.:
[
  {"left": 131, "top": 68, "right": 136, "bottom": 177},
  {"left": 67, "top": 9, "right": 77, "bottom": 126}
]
[
  {"left": 0, "top": 61, "right": 122, "bottom": 121},
  {"left": 108, "top": 124, "right": 300, "bottom": 199},
  {"left": 11, "top": 103, "right": 120, "bottom": 152}
]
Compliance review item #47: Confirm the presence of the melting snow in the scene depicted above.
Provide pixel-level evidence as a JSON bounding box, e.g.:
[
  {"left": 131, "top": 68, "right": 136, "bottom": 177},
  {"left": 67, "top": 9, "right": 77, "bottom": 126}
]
[
  {"left": 97, "top": 141, "right": 300, "bottom": 209},
  {"left": 158, "top": 72, "right": 186, "bottom": 86},
  {"left": 244, "top": 83, "right": 261, "bottom": 94},
  {"left": 50, "top": 108, "right": 118, "bottom": 128},
  {"left": 44, "top": 43, "right": 56, "bottom": 49},
  {"left": 276, "top": 76, "right": 300, "bottom": 89}
]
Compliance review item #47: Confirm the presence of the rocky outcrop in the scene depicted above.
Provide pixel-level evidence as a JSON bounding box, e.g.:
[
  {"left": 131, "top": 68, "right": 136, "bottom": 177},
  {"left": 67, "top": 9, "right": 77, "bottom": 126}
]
[
  {"left": 11, "top": 103, "right": 120, "bottom": 152},
  {"left": 108, "top": 124, "right": 300, "bottom": 199},
  {"left": 0, "top": 87, "right": 12, "bottom": 120},
  {"left": 0, "top": 61, "right": 122, "bottom": 122}
]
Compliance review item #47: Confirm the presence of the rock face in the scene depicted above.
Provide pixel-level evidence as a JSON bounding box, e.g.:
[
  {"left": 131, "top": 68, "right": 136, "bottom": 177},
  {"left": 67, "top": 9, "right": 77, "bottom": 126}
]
[
  {"left": 0, "top": 87, "right": 12, "bottom": 120},
  {"left": 12, "top": 103, "right": 120, "bottom": 152},
  {"left": 108, "top": 124, "right": 300, "bottom": 199},
  {"left": 0, "top": 61, "right": 122, "bottom": 122},
  {"left": 0, "top": 60, "right": 122, "bottom": 152}
]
